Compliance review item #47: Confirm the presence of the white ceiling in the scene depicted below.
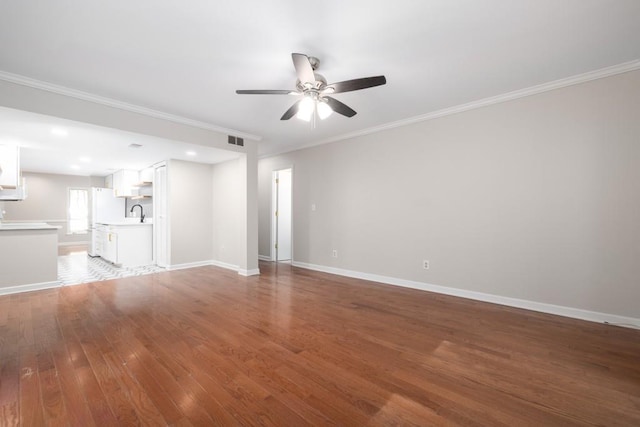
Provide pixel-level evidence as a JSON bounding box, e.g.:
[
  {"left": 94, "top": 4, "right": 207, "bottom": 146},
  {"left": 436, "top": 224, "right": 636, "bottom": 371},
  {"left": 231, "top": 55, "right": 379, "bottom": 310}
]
[
  {"left": 0, "top": 0, "right": 639, "bottom": 171},
  {"left": 0, "top": 106, "right": 241, "bottom": 176}
]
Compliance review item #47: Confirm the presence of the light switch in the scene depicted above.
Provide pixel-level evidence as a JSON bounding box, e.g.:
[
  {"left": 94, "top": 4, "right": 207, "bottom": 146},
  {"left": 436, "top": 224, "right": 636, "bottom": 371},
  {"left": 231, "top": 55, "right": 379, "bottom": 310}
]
[{"left": 311, "top": 204, "right": 316, "bottom": 211}]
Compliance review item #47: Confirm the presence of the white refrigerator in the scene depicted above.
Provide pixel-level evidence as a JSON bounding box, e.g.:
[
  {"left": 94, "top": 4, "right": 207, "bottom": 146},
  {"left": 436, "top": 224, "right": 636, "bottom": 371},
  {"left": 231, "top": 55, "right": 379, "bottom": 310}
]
[{"left": 89, "top": 187, "right": 125, "bottom": 256}]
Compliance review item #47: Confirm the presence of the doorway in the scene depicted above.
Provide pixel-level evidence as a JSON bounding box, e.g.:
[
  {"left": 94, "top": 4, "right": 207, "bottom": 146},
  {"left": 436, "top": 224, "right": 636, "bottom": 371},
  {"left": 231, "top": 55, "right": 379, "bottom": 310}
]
[
  {"left": 272, "top": 168, "right": 292, "bottom": 262},
  {"left": 153, "top": 164, "right": 168, "bottom": 267}
]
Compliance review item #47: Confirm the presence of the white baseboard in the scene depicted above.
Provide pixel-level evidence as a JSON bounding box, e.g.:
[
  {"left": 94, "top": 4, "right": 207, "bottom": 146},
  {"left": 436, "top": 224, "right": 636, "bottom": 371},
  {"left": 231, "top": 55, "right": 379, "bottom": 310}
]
[
  {"left": 168, "top": 260, "right": 215, "bottom": 271},
  {"left": 211, "top": 260, "right": 259, "bottom": 276},
  {"left": 58, "top": 241, "right": 90, "bottom": 247},
  {"left": 258, "top": 255, "right": 273, "bottom": 262},
  {"left": 0, "top": 280, "right": 61, "bottom": 296},
  {"left": 238, "top": 268, "right": 260, "bottom": 277},
  {"left": 210, "top": 259, "right": 239, "bottom": 272},
  {"left": 291, "top": 261, "right": 640, "bottom": 330},
  {"left": 168, "top": 259, "right": 260, "bottom": 277}
]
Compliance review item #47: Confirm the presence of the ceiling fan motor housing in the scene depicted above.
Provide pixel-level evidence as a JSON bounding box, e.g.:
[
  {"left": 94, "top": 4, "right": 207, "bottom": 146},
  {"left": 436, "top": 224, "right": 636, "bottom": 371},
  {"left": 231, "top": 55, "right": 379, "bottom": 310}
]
[{"left": 296, "top": 73, "right": 327, "bottom": 91}]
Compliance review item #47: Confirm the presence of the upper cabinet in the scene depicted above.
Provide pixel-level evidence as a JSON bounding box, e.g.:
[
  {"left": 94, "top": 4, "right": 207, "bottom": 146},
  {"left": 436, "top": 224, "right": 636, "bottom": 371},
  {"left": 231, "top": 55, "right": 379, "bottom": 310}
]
[
  {"left": 0, "top": 145, "right": 27, "bottom": 201},
  {"left": 112, "top": 169, "right": 139, "bottom": 197},
  {"left": 0, "top": 145, "right": 20, "bottom": 188},
  {"left": 131, "top": 168, "right": 153, "bottom": 199},
  {"left": 138, "top": 168, "right": 154, "bottom": 185},
  {"left": 110, "top": 168, "right": 154, "bottom": 198}
]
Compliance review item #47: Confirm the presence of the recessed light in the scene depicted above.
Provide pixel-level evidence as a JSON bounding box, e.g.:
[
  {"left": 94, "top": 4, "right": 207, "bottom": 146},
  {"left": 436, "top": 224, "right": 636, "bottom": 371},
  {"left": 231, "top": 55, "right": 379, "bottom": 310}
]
[
  {"left": 70, "top": 165, "right": 80, "bottom": 170},
  {"left": 51, "top": 127, "right": 68, "bottom": 137},
  {"left": 78, "top": 156, "right": 91, "bottom": 163},
  {"left": 186, "top": 151, "right": 197, "bottom": 156}
]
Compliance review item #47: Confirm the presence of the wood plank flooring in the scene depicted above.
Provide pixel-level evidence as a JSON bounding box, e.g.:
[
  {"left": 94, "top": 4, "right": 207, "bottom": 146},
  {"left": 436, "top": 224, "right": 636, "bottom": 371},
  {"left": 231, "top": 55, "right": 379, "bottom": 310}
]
[{"left": 1, "top": 261, "right": 639, "bottom": 426}]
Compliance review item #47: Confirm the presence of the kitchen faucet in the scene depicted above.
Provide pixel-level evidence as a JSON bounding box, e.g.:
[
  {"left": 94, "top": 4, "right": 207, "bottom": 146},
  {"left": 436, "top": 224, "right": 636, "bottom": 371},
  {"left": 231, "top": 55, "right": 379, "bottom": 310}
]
[{"left": 130, "top": 204, "right": 145, "bottom": 223}]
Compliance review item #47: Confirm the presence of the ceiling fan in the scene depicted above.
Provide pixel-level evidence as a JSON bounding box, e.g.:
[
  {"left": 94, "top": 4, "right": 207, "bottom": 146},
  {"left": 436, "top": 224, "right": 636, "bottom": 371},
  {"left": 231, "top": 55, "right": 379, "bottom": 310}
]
[{"left": 236, "top": 53, "right": 386, "bottom": 121}]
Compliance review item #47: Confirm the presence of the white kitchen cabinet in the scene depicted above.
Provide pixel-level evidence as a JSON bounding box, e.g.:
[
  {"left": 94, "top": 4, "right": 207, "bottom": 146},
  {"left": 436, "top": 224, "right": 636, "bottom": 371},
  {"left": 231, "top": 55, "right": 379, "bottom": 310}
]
[
  {"left": 92, "top": 224, "right": 108, "bottom": 257},
  {"left": 103, "top": 230, "right": 118, "bottom": 263},
  {"left": 138, "top": 167, "right": 154, "bottom": 184},
  {"left": 130, "top": 168, "right": 153, "bottom": 199},
  {"left": 0, "top": 145, "right": 20, "bottom": 188},
  {"left": 0, "top": 177, "right": 27, "bottom": 201},
  {"left": 98, "top": 223, "right": 152, "bottom": 267},
  {"left": 112, "top": 169, "right": 139, "bottom": 197}
]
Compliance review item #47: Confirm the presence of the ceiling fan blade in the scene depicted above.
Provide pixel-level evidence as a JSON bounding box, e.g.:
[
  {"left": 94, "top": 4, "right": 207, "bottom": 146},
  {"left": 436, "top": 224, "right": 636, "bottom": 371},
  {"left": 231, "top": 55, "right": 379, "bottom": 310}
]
[
  {"left": 325, "top": 75, "right": 386, "bottom": 94},
  {"left": 280, "top": 99, "right": 303, "bottom": 120},
  {"left": 324, "top": 96, "right": 357, "bottom": 118},
  {"left": 292, "top": 53, "right": 316, "bottom": 85},
  {"left": 236, "top": 89, "right": 297, "bottom": 95}
]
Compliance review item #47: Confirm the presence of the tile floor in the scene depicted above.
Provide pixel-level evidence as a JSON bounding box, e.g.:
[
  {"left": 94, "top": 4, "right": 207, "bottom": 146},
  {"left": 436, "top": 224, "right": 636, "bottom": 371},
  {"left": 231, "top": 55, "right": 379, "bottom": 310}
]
[{"left": 57, "top": 244, "right": 165, "bottom": 285}]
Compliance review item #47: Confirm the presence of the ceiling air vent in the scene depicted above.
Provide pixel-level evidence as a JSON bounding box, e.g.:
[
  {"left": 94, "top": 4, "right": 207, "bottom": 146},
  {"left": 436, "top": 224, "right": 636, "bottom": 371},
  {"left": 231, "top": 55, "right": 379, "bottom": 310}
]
[
  {"left": 128, "top": 143, "right": 143, "bottom": 148},
  {"left": 227, "top": 136, "right": 244, "bottom": 147}
]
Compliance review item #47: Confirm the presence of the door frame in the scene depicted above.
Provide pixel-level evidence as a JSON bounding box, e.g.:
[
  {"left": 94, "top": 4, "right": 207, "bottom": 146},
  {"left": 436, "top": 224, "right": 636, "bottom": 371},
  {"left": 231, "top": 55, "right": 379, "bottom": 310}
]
[
  {"left": 270, "top": 166, "right": 293, "bottom": 262},
  {"left": 153, "top": 161, "right": 169, "bottom": 268}
]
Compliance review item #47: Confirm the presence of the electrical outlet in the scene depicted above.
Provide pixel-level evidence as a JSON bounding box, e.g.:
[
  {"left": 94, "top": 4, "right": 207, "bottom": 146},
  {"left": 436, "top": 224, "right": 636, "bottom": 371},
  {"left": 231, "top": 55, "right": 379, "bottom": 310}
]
[
  {"left": 332, "top": 250, "right": 338, "bottom": 258},
  {"left": 311, "top": 203, "right": 316, "bottom": 211},
  {"left": 423, "top": 260, "right": 430, "bottom": 270}
]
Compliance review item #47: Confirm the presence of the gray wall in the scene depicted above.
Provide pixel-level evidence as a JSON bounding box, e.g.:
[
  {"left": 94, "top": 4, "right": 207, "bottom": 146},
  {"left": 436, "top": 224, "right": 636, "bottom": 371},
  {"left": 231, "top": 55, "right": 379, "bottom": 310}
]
[
  {"left": 258, "top": 69, "right": 640, "bottom": 319},
  {"left": 3, "top": 171, "right": 104, "bottom": 244},
  {"left": 168, "top": 159, "right": 213, "bottom": 266},
  {"left": 211, "top": 158, "right": 242, "bottom": 267},
  {"left": 167, "top": 156, "right": 258, "bottom": 272}
]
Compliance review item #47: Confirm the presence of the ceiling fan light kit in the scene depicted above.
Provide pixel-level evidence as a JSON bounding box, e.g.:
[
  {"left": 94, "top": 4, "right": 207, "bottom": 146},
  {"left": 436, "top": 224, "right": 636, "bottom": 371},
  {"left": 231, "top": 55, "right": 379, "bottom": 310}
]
[
  {"left": 296, "top": 96, "right": 315, "bottom": 122},
  {"left": 317, "top": 100, "right": 333, "bottom": 120},
  {"left": 236, "top": 53, "right": 386, "bottom": 122}
]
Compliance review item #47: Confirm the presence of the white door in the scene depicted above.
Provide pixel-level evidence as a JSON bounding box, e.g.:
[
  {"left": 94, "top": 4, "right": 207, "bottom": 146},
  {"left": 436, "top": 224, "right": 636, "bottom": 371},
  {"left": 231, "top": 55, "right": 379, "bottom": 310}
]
[
  {"left": 154, "top": 164, "right": 168, "bottom": 267},
  {"left": 273, "top": 168, "right": 292, "bottom": 261}
]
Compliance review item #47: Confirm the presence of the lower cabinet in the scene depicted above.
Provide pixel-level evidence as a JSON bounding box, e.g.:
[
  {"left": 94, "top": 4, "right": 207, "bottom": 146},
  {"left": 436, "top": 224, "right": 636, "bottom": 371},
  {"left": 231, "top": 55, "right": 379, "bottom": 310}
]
[
  {"left": 99, "top": 224, "right": 152, "bottom": 267},
  {"left": 92, "top": 225, "right": 106, "bottom": 257},
  {"left": 103, "top": 230, "right": 118, "bottom": 263}
]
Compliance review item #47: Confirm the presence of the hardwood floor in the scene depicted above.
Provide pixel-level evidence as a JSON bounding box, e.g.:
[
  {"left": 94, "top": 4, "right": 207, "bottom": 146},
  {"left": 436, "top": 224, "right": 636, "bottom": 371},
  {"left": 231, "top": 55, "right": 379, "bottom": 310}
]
[{"left": 1, "top": 262, "right": 639, "bottom": 426}]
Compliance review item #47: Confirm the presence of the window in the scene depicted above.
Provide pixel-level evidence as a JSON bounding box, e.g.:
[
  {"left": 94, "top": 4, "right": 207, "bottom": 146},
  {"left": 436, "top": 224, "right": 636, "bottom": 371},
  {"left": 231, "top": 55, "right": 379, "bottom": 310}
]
[{"left": 68, "top": 188, "right": 89, "bottom": 234}]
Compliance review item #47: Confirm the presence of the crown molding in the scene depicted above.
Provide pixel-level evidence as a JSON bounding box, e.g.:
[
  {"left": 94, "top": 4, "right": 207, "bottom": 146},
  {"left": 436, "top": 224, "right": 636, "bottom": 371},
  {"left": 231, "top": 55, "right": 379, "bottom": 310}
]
[
  {"left": 264, "top": 59, "right": 640, "bottom": 158},
  {"left": 0, "top": 70, "right": 262, "bottom": 141},
  {"left": 3, "top": 59, "right": 638, "bottom": 155}
]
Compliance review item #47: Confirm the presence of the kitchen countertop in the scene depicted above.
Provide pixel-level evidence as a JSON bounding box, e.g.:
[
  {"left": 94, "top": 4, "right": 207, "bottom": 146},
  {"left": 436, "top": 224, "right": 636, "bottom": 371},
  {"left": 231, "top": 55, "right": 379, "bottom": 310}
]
[
  {"left": 97, "top": 220, "right": 153, "bottom": 226},
  {"left": 0, "top": 222, "right": 61, "bottom": 231}
]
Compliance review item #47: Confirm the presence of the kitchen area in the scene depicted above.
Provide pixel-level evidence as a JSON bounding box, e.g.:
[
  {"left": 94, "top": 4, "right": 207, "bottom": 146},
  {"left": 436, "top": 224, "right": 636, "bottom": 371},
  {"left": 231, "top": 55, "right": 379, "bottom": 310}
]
[
  {"left": 1, "top": 143, "right": 164, "bottom": 291},
  {"left": 90, "top": 168, "right": 155, "bottom": 268},
  {"left": 0, "top": 101, "right": 253, "bottom": 293}
]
